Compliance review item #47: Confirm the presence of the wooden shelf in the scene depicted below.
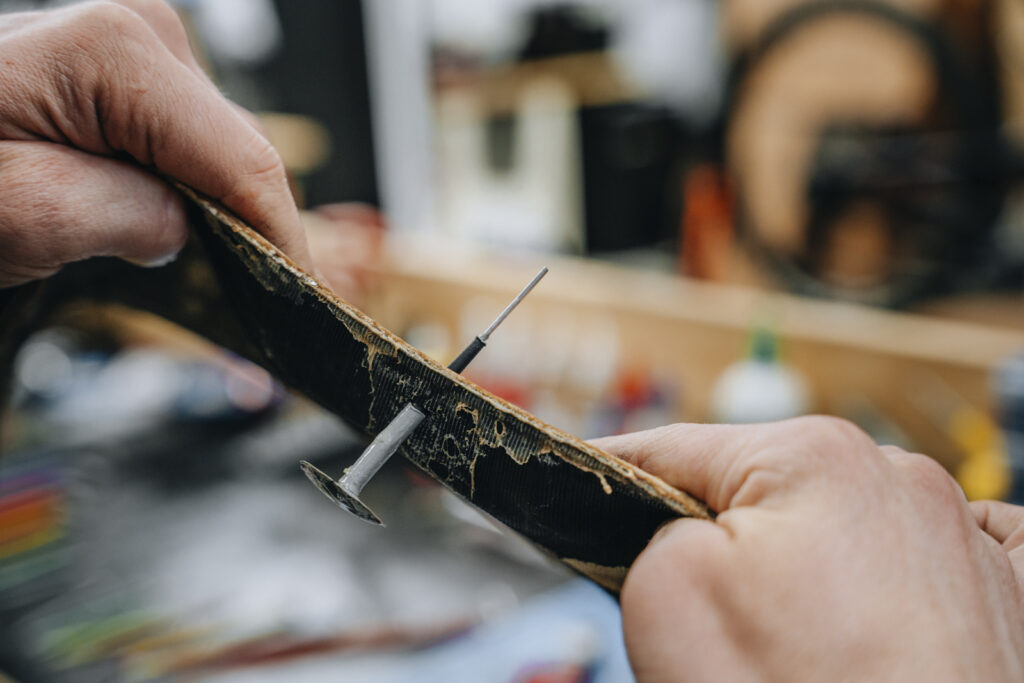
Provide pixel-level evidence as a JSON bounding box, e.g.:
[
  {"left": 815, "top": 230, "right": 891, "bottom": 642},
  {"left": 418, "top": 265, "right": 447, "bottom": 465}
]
[
  {"left": 367, "top": 236, "right": 1024, "bottom": 469},
  {"left": 435, "top": 52, "right": 640, "bottom": 113}
]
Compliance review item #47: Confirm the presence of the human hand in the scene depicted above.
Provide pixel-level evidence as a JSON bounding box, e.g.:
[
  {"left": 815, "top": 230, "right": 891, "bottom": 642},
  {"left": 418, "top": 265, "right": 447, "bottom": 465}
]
[
  {"left": 0, "top": 0, "right": 314, "bottom": 288},
  {"left": 593, "top": 418, "right": 1024, "bottom": 682},
  {"left": 304, "top": 203, "right": 383, "bottom": 305}
]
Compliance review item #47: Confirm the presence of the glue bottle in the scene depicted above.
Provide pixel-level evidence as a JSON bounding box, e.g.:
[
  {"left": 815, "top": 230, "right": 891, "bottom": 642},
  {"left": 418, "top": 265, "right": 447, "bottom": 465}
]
[{"left": 710, "top": 327, "right": 810, "bottom": 424}]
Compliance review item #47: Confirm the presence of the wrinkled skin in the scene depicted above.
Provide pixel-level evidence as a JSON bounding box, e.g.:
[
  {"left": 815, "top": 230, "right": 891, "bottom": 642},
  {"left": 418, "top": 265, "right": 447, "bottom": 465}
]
[
  {"left": 594, "top": 418, "right": 1024, "bottom": 682},
  {"left": 10, "top": 4, "right": 1024, "bottom": 681},
  {"left": 0, "top": 0, "right": 314, "bottom": 287}
]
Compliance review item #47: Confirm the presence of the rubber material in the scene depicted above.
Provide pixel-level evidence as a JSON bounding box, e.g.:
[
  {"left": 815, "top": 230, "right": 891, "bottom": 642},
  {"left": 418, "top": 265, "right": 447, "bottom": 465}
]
[
  {"left": 0, "top": 187, "right": 711, "bottom": 593},
  {"left": 448, "top": 336, "right": 486, "bottom": 374}
]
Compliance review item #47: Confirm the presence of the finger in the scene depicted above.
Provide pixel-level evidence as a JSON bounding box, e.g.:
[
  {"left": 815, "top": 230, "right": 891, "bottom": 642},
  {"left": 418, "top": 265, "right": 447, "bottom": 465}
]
[
  {"left": 882, "top": 447, "right": 969, "bottom": 511},
  {"left": 591, "top": 423, "right": 746, "bottom": 480},
  {"left": 879, "top": 444, "right": 908, "bottom": 460},
  {"left": 880, "top": 445, "right": 945, "bottom": 483},
  {"left": 593, "top": 423, "right": 773, "bottom": 512},
  {"left": 30, "top": 3, "right": 314, "bottom": 272},
  {"left": 971, "top": 500, "right": 1024, "bottom": 587},
  {"left": 972, "top": 500, "right": 1024, "bottom": 548},
  {"left": 104, "top": 0, "right": 265, "bottom": 130},
  {"left": 592, "top": 417, "right": 877, "bottom": 512},
  {"left": 305, "top": 205, "right": 384, "bottom": 303},
  {"left": 623, "top": 517, "right": 731, "bottom": 611},
  {"left": 103, "top": 1, "right": 271, "bottom": 138},
  {"left": 105, "top": 0, "right": 207, "bottom": 78},
  {"left": 593, "top": 423, "right": 775, "bottom": 512},
  {"left": 621, "top": 518, "right": 744, "bottom": 680},
  {"left": 0, "top": 141, "right": 187, "bottom": 286}
]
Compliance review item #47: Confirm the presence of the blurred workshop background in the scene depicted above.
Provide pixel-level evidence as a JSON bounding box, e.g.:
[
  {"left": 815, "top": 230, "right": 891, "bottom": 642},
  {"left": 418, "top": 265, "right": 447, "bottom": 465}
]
[{"left": 5, "top": 0, "right": 1024, "bottom": 680}]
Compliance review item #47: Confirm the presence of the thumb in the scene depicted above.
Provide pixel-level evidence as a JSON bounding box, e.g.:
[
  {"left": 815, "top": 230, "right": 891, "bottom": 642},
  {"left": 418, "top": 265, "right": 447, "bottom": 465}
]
[
  {"left": 972, "top": 500, "right": 1024, "bottom": 590},
  {"left": 0, "top": 141, "right": 188, "bottom": 286},
  {"left": 592, "top": 417, "right": 878, "bottom": 513},
  {"left": 972, "top": 500, "right": 1024, "bottom": 551}
]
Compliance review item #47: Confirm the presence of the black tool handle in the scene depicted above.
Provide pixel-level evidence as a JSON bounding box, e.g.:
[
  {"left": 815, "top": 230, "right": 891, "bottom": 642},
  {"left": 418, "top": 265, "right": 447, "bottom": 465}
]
[{"left": 448, "top": 336, "right": 486, "bottom": 373}]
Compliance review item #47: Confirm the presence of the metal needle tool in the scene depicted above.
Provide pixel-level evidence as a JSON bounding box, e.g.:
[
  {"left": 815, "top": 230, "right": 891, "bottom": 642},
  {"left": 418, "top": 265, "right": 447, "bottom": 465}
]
[{"left": 300, "top": 266, "right": 549, "bottom": 526}]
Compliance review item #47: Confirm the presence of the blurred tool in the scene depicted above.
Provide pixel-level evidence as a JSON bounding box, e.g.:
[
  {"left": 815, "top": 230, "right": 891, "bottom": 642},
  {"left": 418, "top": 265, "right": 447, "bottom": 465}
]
[{"left": 301, "top": 267, "right": 549, "bottom": 526}]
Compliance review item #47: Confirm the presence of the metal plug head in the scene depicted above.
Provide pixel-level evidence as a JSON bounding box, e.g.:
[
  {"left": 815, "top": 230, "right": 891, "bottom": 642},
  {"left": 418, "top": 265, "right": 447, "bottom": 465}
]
[
  {"left": 299, "top": 460, "right": 385, "bottom": 526},
  {"left": 300, "top": 404, "right": 425, "bottom": 526}
]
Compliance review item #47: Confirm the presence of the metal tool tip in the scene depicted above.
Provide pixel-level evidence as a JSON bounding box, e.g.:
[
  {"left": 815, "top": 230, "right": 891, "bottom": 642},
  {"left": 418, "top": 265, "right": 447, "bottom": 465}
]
[{"left": 479, "top": 266, "right": 550, "bottom": 341}]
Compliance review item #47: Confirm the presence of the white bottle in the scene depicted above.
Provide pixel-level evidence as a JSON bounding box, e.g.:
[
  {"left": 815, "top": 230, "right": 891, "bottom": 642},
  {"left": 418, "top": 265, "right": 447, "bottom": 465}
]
[{"left": 710, "top": 328, "right": 810, "bottom": 424}]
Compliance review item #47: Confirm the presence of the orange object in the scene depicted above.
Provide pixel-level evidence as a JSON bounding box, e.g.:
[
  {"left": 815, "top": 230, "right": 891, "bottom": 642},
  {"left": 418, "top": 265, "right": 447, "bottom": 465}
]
[
  {"left": 680, "top": 164, "right": 734, "bottom": 280},
  {"left": 0, "top": 494, "right": 61, "bottom": 545}
]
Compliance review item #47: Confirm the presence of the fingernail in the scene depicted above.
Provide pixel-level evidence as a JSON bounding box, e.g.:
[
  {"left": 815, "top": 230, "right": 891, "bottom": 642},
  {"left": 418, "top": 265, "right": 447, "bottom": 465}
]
[
  {"left": 147, "top": 252, "right": 179, "bottom": 268},
  {"left": 648, "top": 520, "right": 676, "bottom": 546},
  {"left": 127, "top": 251, "right": 179, "bottom": 268}
]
